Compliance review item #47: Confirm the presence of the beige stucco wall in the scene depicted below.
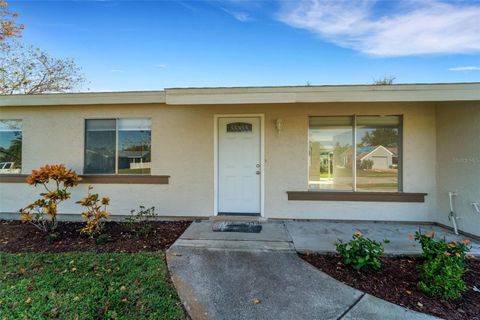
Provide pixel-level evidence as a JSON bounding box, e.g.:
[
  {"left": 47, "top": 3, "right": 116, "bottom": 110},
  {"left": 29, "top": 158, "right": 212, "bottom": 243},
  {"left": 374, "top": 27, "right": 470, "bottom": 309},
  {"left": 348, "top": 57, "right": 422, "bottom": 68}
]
[
  {"left": 436, "top": 102, "right": 480, "bottom": 236},
  {"left": 0, "top": 102, "right": 437, "bottom": 221}
]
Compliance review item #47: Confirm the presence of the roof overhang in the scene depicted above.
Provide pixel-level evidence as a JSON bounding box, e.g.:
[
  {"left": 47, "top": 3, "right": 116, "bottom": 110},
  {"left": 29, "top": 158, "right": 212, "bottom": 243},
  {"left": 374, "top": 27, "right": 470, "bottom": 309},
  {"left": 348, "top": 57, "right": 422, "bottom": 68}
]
[
  {"left": 165, "top": 83, "right": 480, "bottom": 105},
  {"left": 1, "top": 83, "right": 480, "bottom": 107},
  {"left": 0, "top": 91, "right": 166, "bottom": 107}
]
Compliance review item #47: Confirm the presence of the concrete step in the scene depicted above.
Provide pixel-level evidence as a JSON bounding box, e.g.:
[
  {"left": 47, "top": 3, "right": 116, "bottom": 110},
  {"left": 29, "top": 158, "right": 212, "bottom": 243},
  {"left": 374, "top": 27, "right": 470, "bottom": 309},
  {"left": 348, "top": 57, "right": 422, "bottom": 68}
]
[
  {"left": 209, "top": 215, "right": 268, "bottom": 223},
  {"left": 170, "top": 239, "right": 295, "bottom": 252}
]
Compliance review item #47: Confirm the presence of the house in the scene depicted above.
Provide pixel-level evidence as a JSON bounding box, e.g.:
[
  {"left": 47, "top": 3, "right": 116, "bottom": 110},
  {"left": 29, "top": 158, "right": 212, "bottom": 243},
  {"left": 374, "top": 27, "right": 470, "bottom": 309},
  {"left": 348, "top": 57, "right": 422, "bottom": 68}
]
[
  {"left": 340, "top": 145, "right": 398, "bottom": 170},
  {"left": 1, "top": 83, "right": 479, "bottom": 237}
]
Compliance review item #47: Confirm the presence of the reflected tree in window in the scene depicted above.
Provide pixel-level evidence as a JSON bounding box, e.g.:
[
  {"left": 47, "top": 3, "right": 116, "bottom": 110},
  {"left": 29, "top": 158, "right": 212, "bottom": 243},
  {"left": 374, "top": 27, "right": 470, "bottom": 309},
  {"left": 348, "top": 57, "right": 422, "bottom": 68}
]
[
  {"left": 0, "top": 120, "right": 22, "bottom": 173},
  {"left": 309, "top": 116, "right": 401, "bottom": 192},
  {"left": 356, "top": 116, "right": 401, "bottom": 191},
  {"left": 359, "top": 128, "right": 399, "bottom": 148}
]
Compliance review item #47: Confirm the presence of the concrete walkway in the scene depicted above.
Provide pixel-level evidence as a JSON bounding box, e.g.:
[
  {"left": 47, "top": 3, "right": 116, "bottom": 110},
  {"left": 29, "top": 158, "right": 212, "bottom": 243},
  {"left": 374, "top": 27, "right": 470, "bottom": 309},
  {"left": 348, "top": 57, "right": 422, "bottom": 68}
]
[
  {"left": 167, "top": 220, "right": 444, "bottom": 319},
  {"left": 285, "top": 220, "right": 480, "bottom": 256}
]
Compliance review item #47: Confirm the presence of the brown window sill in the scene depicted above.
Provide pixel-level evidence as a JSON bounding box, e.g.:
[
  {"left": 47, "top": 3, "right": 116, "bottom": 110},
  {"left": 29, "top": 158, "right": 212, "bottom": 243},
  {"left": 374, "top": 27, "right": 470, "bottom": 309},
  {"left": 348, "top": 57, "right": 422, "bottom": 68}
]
[
  {"left": 287, "top": 191, "right": 427, "bottom": 203},
  {"left": 0, "top": 174, "right": 169, "bottom": 184}
]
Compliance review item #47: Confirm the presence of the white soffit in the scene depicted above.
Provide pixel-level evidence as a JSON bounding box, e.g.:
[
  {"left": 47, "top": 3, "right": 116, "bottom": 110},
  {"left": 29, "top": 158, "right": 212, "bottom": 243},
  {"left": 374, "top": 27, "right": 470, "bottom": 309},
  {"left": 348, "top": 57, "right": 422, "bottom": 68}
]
[
  {"left": 165, "top": 83, "right": 480, "bottom": 105},
  {"left": 0, "top": 91, "right": 166, "bottom": 107}
]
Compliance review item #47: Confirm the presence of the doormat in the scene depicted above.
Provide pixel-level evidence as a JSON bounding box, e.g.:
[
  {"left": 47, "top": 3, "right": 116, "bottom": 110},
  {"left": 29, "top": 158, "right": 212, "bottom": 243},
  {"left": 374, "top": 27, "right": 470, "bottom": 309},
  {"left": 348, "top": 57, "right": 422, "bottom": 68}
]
[{"left": 212, "top": 221, "right": 262, "bottom": 233}]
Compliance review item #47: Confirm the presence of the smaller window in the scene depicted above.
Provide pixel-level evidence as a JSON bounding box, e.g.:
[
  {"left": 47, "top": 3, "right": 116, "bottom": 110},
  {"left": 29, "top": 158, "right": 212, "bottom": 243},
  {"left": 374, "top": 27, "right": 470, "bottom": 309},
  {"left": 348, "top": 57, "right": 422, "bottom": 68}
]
[
  {"left": 0, "top": 120, "right": 22, "bottom": 174},
  {"left": 84, "top": 119, "right": 151, "bottom": 175}
]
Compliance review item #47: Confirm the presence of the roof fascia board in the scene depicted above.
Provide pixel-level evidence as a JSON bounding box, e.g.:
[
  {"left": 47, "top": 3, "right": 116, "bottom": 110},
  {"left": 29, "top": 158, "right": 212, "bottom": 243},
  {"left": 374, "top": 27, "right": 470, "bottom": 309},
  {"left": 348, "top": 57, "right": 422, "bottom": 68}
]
[
  {"left": 0, "top": 91, "right": 166, "bottom": 107},
  {"left": 165, "top": 84, "right": 480, "bottom": 105}
]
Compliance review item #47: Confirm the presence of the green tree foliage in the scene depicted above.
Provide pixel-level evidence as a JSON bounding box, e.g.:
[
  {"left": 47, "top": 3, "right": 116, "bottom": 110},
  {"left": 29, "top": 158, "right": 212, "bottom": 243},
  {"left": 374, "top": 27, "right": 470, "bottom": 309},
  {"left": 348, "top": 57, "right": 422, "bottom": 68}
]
[
  {"left": 360, "top": 128, "right": 398, "bottom": 148},
  {"left": 0, "top": 133, "right": 21, "bottom": 166}
]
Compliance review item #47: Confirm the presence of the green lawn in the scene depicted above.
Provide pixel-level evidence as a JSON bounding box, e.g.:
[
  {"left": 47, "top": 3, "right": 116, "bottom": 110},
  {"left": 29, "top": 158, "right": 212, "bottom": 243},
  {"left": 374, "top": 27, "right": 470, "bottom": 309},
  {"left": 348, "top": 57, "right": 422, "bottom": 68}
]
[
  {"left": 0, "top": 252, "right": 185, "bottom": 320},
  {"left": 356, "top": 183, "right": 398, "bottom": 190},
  {"left": 310, "top": 167, "right": 397, "bottom": 179},
  {"left": 357, "top": 170, "right": 397, "bottom": 178}
]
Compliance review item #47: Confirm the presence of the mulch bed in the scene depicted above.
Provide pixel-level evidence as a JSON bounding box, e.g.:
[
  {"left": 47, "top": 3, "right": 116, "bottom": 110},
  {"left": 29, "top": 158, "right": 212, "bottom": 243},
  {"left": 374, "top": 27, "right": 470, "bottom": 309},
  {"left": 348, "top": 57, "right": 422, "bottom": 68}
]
[
  {"left": 300, "top": 253, "right": 480, "bottom": 320},
  {"left": 0, "top": 220, "right": 191, "bottom": 253}
]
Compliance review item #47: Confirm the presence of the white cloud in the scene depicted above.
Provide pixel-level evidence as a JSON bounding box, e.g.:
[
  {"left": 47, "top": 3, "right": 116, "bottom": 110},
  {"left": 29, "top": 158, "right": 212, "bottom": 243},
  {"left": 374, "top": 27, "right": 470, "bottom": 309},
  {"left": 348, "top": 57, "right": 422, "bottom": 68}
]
[
  {"left": 278, "top": 0, "right": 480, "bottom": 57},
  {"left": 231, "top": 11, "right": 251, "bottom": 22},
  {"left": 154, "top": 64, "right": 167, "bottom": 69},
  {"left": 109, "top": 69, "right": 124, "bottom": 73},
  {"left": 449, "top": 66, "right": 480, "bottom": 71},
  {"left": 221, "top": 7, "right": 252, "bottom": 22}
]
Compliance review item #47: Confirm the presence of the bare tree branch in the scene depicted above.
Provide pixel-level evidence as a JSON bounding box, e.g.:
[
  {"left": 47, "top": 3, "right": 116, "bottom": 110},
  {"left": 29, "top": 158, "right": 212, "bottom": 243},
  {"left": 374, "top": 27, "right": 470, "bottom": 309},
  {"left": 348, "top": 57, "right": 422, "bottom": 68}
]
[
  {"left": 0, "top": 41, "right": 86, "bottom": 94},
  {"left": 373, "top": 75, "right": 396, "bottom": 85}
]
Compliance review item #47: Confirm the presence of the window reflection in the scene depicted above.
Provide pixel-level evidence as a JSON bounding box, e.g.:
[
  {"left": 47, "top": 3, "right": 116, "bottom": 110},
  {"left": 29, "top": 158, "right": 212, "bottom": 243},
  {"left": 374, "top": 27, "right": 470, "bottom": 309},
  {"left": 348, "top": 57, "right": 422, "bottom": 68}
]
[
  {"left": 356, "top": 116, "right": 400, "bottom": 191},
  {"left": 0, "top": 120, "right": 22, "bottom": 174},
  {"left": 85, "top": 119, "right": 116, "bottom": 174},
  {"left": 118, "top": 119, "right": 151, "bottom": 174},
  {"left": 84, "top": 118, "right": 151, "bottom": 175},
  {"left": 309, "top": 117, "right": 353, "bottom": 190},
  {"left": 308, "top": 116, "right": 401, "bottom": 192}
]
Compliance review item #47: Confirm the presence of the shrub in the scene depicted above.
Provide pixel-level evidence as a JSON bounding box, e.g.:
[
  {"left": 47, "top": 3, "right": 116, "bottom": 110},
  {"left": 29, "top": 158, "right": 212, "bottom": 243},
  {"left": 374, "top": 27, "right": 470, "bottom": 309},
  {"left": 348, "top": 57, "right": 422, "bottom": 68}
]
[
  {"left": 94, "top": 233, "right": 111, "bottom": 245},
  {"left": 19, "top": 164, "right": 81, "bottom": 234},
  {"left": 418, "top": 254, "right": 468, "bottom": 300},
  {"left": 76, "top": 186, "right": 110, "bottom": 238},
  {"left": 413, "top": 231, "right": 471, "bottom": 265},
  {"left": 359, "top": 159, "right": 374, "bottom": 170},
  {"left": 412, "top": 230, "right": 472, "bottom": 299},
  {"left": 319, "top": 163, "right": 330, "bottom": 174},
  {"left": 336, "top": 231, "right": 389, "bottom": 271},
  {"left": 125, "top": 206, "right": 157, "bottom": 238}
]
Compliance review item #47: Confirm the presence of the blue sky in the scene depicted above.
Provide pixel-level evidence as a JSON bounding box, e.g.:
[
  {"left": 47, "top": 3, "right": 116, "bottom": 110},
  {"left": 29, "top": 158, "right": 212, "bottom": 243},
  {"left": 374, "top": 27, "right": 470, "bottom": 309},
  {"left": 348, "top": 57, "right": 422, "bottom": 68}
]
[{"left": 9, "top": 0, "right": 480, "bottom": 91}]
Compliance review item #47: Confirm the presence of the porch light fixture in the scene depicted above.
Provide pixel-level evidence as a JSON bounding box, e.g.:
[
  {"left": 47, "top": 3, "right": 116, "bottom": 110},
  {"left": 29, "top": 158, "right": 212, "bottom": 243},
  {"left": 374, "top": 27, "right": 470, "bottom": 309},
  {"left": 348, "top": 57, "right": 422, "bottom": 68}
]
[{"left": 275, "top": 118, "right": 283, "bottom": 133}]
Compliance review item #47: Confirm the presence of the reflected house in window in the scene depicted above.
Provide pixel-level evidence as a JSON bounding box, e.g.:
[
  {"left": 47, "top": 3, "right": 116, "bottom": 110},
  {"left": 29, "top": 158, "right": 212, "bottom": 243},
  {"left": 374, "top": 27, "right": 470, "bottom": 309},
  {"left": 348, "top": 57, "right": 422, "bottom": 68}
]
[
  {"left": 118, "top": 150, "right": 151, "bottom": 172},
  {"left": 341, "top": 145, "right": 398, "bottom": 170},
  {"left": 84, "top": 118, "right": 151, "bottom": 175}
]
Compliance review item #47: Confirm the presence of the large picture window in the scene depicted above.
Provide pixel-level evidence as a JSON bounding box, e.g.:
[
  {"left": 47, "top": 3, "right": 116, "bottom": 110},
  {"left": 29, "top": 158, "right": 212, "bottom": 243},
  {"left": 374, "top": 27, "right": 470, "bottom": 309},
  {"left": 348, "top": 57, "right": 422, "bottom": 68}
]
[
  {"left": 85, "top": 119, "right": 151, "bottom": 175},
  {"left": 0, "top": 120, "right": 22, "bottom": 174},
  {"left": 309, "top": 115, "right": 401, "bottom": 192}
]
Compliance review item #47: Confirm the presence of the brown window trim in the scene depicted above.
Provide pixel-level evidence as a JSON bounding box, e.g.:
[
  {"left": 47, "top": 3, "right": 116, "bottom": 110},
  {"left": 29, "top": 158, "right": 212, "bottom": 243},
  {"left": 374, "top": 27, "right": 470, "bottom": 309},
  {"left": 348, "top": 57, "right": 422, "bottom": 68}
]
[
  {"left": 0, "top": 174, "right": 169, "bottom": 184},
  {"left": 287, "top": 191, "right": 427, "bottom": 203}
]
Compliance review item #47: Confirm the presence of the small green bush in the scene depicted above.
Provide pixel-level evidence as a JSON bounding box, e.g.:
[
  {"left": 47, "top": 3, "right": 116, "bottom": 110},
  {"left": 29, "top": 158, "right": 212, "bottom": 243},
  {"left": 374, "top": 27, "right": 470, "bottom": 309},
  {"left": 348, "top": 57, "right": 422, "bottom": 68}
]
[
  {"left": 359, "top": 159, "right": 374, "bottom": 170},
  {"left": 94, "top": 233, "right": 110, "bottom": 245},
  {"left": 418, "top": 254, "right": 467, "bottom": 300},
  {"left": 413, "top": 231, "right": 470, "bottom": 263},
  {"left": 412, "top": 230, "right": 472, "bottom": 300},
  {"left": 125, "top": 206, "right": 157, "bottom": 238},
  {"left": 336, "top": 231, "right": 389, "bottom": 271}
]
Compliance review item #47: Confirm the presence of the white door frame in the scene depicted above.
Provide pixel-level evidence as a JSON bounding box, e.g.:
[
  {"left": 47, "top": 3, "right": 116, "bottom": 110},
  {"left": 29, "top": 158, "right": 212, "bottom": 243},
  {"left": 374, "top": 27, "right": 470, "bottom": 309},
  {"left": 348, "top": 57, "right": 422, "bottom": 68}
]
[{"left": 213, "top": 114, "right": 265, "bottom": 217}]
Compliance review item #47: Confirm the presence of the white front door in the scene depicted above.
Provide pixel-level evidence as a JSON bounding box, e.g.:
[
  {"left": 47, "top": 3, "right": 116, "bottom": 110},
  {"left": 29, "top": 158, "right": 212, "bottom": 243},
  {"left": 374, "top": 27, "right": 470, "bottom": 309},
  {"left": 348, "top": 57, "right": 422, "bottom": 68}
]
[{"left": 218, "top": 117, "right": 261, "bottom": 214}]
